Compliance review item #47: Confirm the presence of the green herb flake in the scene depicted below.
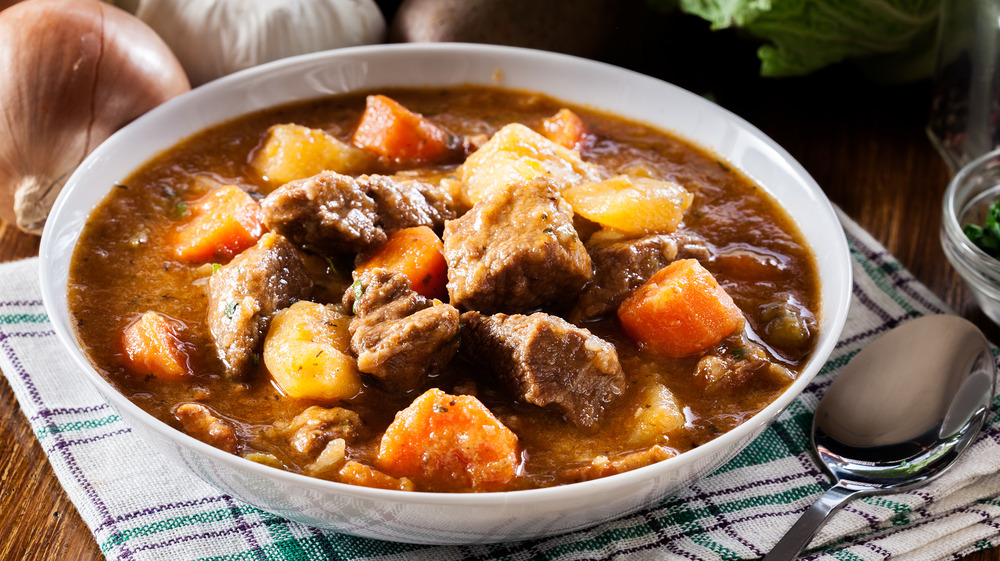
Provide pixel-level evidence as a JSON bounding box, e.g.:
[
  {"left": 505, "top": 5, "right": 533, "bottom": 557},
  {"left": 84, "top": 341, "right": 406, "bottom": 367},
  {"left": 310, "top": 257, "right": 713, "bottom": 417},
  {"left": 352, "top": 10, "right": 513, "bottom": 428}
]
[
  {"left": 224, "top": 301, "right": 239, "bottom": 319},
  {"left": 172, "top": 201, "right": 190, "bottom": 219},
  {"left": 323, "top": 255, "right": 340, "bottom": 276},
  {"left": 350, "top": 279, "right": 364, "bottom": 315},
  {"left": 964, "top": 197, "right": 1000, "bottom": 258}
]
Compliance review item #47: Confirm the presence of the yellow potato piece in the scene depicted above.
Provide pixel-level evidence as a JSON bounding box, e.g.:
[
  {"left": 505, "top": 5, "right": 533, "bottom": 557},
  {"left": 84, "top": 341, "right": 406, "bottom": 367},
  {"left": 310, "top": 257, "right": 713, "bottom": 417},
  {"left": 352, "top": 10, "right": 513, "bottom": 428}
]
[
  {"left": 563, "top": 174, "right": 693, "bottom": 235},
  {"left": 630, "top": 382, "right": 685, "bottom": 446},
  {"left": 263, "top": 300, "right": 361, "bottom": 401},
  {"left": 251, "top": 124, "right": 374, "bottom": 190},
  {"left": 459, "top": 123, "right": 600, "bottom": 205}
]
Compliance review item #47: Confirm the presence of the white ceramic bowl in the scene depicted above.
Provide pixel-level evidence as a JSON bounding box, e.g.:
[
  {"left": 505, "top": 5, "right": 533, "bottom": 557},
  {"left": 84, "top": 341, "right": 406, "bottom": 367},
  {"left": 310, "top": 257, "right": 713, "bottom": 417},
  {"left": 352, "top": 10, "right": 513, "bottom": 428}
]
[{"left": 39, "top": 43, "right": 852, "bottom": 544}]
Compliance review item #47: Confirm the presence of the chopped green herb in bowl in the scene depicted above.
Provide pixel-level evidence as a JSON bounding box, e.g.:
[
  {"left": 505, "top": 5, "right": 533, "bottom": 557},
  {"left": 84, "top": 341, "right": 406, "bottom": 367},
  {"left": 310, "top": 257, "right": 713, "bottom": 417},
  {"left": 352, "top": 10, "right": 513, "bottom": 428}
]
[{"left": 963, "top": 197, "right": 1000, "bottom": 258}]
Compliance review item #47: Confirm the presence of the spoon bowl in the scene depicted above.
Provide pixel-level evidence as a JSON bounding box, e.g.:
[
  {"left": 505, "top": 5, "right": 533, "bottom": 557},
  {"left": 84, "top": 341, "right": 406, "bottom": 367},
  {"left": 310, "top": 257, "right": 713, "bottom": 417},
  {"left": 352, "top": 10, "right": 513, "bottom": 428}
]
[{"left": 765, "top": 314, "right": 995, "bottom": 560}]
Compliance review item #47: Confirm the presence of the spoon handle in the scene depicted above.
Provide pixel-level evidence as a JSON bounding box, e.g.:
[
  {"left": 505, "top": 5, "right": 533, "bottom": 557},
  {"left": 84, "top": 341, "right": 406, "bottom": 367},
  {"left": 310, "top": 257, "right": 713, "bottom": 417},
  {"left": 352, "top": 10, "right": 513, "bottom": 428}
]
[{"left": 762, "top": 483, "right": 865, "bottom": 561}]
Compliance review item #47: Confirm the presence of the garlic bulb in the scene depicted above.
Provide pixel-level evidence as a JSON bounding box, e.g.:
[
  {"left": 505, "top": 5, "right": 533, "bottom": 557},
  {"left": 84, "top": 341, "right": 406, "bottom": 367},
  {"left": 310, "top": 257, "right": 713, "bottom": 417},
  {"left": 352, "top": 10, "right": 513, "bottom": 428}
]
[
  {"left": 0, "top": 0, "right": 190, "bottom": 234},
  {"left": 135, "top": 0, "right": 387, "bottom": 87}
]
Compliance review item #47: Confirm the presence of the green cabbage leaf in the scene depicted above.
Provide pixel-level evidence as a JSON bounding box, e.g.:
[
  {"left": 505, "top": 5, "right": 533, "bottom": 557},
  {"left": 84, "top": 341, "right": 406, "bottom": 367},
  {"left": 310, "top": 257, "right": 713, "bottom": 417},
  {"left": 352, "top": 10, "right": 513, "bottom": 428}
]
[{"left": 653, "top": 0, "right": 942, "bottom": 78}]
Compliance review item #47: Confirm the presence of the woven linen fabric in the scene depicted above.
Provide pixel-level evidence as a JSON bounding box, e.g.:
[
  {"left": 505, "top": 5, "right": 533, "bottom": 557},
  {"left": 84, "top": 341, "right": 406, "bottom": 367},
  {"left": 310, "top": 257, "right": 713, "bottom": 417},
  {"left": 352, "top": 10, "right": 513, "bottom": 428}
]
[{"left": 3, "top": 209, "right": 1000, "bottom": 561}]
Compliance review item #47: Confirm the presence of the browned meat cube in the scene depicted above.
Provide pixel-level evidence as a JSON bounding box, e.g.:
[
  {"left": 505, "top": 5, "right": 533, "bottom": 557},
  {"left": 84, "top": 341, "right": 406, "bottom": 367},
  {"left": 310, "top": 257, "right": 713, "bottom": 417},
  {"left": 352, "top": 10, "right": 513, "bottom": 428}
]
[
  {"left": 570, "top": 232, "right": 715, "bottom": 322},
  {"left": 558, "top": 445, "right": 676, "bottom": 484},
  {"left": 694, "top": 331, "right": 796, "bottom": 393},
  {"left": 571, "top": 234, "right": 680, "bottom": 322},
  {"left": 443, "top": 177, "right": 592, "bottom": 314},
  {"left": 261, "top": 171, "right": 456, "bottom": 256},
  {"left": 207, "top": 233, "right": 313, "bottom": 379},
  {"left": 278, "top": 406, "right": 363, "bottom": 456},
  {"left": 461, "top": 310, "right": 624, "bottom": 428},
  {"left": 173, "top": 403, "right": 238, "bottom": 454},
  {"left": 363, "top": 174, "right": 457, "bottom": 234},
  {"left": 343, "top": 269, "right": 460, "bottom": 392}
]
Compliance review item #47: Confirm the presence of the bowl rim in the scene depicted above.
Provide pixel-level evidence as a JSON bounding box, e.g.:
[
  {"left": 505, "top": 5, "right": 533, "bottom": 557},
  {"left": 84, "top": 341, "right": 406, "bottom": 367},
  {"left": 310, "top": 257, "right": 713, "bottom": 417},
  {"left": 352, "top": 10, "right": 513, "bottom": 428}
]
[{"left": 39, "top": 42, "right": 852, "bottom": 509}]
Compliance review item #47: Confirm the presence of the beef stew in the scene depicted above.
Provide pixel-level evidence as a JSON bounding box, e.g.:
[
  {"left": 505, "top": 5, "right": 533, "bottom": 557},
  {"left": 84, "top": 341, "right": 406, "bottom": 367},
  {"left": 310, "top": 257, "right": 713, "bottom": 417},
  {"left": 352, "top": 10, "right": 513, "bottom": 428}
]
[{"left": 67, "top": 86, "right": 820, "bottom": 493}]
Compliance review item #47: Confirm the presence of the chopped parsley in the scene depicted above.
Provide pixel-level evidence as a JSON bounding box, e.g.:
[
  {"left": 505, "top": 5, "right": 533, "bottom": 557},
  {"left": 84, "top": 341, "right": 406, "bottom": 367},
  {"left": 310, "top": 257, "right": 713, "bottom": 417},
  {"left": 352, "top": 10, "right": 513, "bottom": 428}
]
[
  {"left": 172, "top": 201, "right": 190, "bottom": 219},
  {"left": 323, "top": 255, "right": 340, "bottom": 275},
  {"left": 350, "top": 279, "right": 365, "bottom": 315},
  {"left": 964, "top": 197, "right": 1000, "bottom": 258},
  {"left": 224, "top": 301, "right": 239, "bottom": 319}
]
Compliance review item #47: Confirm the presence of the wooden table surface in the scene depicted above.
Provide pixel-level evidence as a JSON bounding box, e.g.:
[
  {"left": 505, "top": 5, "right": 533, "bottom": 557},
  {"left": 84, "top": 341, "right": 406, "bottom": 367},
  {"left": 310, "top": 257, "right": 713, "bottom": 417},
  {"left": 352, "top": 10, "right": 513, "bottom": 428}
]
[{"left": 1, "top": 10, "right": 997, "bottom": 560}]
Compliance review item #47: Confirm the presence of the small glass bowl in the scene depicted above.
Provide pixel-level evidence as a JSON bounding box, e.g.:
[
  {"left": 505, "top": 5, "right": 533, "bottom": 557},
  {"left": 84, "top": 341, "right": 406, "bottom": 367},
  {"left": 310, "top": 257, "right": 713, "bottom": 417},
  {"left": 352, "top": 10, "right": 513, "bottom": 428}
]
[{"left": 942, "top": 147, "right": 1000, "bottom": 324}]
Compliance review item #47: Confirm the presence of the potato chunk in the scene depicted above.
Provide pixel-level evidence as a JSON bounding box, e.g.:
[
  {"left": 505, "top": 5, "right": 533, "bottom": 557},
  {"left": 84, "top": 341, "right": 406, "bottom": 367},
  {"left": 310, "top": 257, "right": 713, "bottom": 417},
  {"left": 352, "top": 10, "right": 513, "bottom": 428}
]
[
  {"left": 563, "top": 174, "right": 693, "bottom": 236},
  {"left": 263, "top": 300, "right": 361, "bottom": 401},
  {"left": 630, "top": 382, "right": 685, "bottom": 446},
  {"left": 251, "top": 124, "right": 374, "bottom": 190},
  {"left": 458, "top": 123, "right": 600, "bottom": 205}
]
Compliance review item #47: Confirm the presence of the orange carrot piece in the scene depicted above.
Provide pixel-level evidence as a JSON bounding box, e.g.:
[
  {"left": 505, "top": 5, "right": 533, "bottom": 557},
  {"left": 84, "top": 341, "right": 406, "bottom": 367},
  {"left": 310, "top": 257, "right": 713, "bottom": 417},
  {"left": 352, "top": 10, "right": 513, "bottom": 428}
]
[
  {"left": 353, "top": 226, "right": 448, "bottom": 300},
  {"left": 351, "top": 94, "right": 458, "bottom": 163},
  {"left": 542, "top": 108, "right": 589, "bottom": 151},
  {"left": 121, "top": 311, "right": 190, "bottom": 380},
  {"left": 377, "top": 388, "right": 520, "bottom": 492},
  {"left": 173, "top": 185, "right": 266, "bottom": 263},
  {"left": 618, "top": 259, "right": 745, "bottom": 357}
]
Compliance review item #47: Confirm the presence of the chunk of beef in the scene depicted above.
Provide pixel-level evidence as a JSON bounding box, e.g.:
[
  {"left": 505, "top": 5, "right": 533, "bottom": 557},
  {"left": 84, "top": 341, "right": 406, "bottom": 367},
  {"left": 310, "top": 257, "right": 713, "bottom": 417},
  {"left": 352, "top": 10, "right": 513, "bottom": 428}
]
[
  {"left": 261, "top": 171, "right": 381, "bottom": 254},
  {"left": 558, "top": 445, "right": 676, "bottom": 484},
  {"left": 343, "top": 269, "right": 460, "bottom": 392},
  {"left": 207, "top": 233, "right": 313, "bottom": 379},
  {"left": 570, "top": 232, "right": 714, "bottom": 322},
  {"left": 278, "top": 405, "right": 363, "bottom": 456},
  {"left": 460, "top": 311, "right": 624, "bottom": 428},
  {"left": 694, "top": 331, "right": 795, "bottom": 393},
  {"left": 571, "top": 234, "right": 679, "bottom": 322},
  {"left": 261, "top": 171, "right": 456, "bottom": 255},
  {"left": 173, "top": 403, "right": 238, "bottom": 454},
  {"left": 363, "top": 174, "right": 456, "bottom": 234},
  {"left": 675, "top": 231, "right": 715, "bottom": 262},
  {"left": 443, "top": 177, "right": 592, "bottom": 314}
]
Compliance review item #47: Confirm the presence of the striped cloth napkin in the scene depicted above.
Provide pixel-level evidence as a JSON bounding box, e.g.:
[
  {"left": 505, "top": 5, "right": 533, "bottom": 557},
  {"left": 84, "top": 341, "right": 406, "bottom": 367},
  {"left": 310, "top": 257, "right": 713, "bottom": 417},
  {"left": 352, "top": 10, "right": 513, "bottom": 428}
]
[{"left": 3, "top": 209, "right": 1000, "bottom": 561}]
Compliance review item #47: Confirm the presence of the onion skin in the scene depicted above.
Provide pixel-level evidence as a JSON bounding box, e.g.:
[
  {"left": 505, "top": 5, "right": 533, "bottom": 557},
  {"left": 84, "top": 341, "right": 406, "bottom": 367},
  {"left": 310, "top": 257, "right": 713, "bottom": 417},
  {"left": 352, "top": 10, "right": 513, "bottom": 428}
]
[{"left": 0, "top": 0, "right": 190, "bottom": 234}]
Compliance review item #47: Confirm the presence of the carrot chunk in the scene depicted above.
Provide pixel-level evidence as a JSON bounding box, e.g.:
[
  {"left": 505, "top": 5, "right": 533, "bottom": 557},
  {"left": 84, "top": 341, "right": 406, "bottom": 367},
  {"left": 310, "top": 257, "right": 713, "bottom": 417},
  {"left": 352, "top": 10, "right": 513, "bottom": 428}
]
[
  {"left": 618, "top": 259, "right": 745, "bottom": 357},
  {"left": 351, "top": 94, "right": 458, "bottom": 164},
  {"left": 121, "top": 311, "right": 190, "bottom": 380},
  {"left": 353, "top": 226, "right": 448, "bottom": 300},
  {"left": 377, "top": 388, "right": 520, "bottom": 492},
  {"left": 173, "top": 185, "right": 267, "bottom": 263},
  {"left": 542, "top": 108, "right": 589, "bottom": 151}
]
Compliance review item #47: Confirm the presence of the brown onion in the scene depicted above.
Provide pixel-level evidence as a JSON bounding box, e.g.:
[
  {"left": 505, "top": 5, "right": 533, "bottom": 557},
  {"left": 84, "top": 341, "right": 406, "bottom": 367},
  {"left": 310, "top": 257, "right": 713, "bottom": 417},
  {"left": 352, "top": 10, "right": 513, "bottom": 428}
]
[{"left": 0, "top": 0, "right": 190, "bottom": 234}]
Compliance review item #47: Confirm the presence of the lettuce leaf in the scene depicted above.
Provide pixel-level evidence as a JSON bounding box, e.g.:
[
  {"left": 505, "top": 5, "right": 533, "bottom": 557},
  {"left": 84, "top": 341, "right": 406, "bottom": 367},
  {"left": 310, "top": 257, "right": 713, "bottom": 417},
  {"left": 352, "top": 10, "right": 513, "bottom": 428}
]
[{"left": 652, "top": 0, "right": 942, "bottom": 78}]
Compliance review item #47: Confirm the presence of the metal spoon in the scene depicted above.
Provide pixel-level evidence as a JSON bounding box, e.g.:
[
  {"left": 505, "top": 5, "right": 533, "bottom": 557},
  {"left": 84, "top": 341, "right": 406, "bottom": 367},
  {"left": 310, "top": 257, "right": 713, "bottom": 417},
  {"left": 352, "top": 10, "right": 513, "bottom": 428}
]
[{"left": 763, "top": 314, "right": 996, "bottom": 560}]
